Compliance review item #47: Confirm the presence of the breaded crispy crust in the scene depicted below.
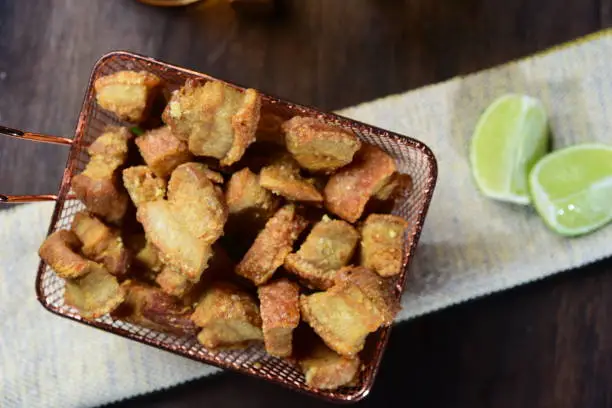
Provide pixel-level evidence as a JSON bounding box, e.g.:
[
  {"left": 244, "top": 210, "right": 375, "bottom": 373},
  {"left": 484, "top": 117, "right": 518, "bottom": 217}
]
[
  {"left": 258, "top": 279, "right": 300, "bottom": 357},
  {"left": 192, "top": 282, "right": 263, "bottom": 349},
  {"left": 72, "top": 127, "right": 131, "bottom": 224},
  {"left": 162, "top": 80, "right": 261, "bottom": 166},
  {"left": 125, "top": 233, "right": 164, "bottom": 277},
  {"left": 71, "top": 211, "right": 130, "bottom": 276},
  {"left": 300, "top": 341, "right": 361, "bottom": 390},
  {"left": 38, "top": 230, "right": 92, "bottom": 279},
  {"left": 333, "top": 266, "right": 398, "bottom": 326},
  {"left": 135, "top": 126, "right": 191, "bottom": 178},
  {"left": 112, "top": 280, "right": 197, "bottom": 336},
  {"left": 226, "top": 168, "right": 278, "bottom": 215},
  {"left": 122, "top": 166, "right": 167, "bottom": 207},
  {"left": 260, "top": 155, "right": 323, "bottom": 203},
  {"left": 94, "top": 70, "right": 161, "bottom": 123},
  {"left": 360, "top": 214, "right": 409, "bottom": 277},
  {"left": 155, "top": 266, "right": 193, "bottom": 298},
  {"left": 64, "top": 262, "right": 126, "bottom": 319},
  {"left": 324, "top": 144, "right": 396, "bottom": 223},
  {"left": 300, "top": 266, "right": 397, "bottom": 357},
  {"left": 138, "top": 162, "right": 228, "bottom": 282},
  {"left": 285, "top": 217, "right": 359, "bottom": 289},
  {"left": 366, "top": 172, "right": 413, "bottom": 214},
  {"left": 236, "top": 204, "right": 309, "bottom": 285},
  {"left": 137, "top": 200, "right": 213, "bottom": 281},
  {"left": 167, "top": 162, "right": 228, "bottom": 243},
  {"left": 283, "top": 116, "right": 361, "bottom": 173}
]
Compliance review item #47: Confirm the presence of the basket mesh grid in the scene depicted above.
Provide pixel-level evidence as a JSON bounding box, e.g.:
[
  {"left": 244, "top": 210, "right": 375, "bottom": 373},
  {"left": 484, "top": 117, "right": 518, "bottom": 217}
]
[{"left": 35, "top": 52, "right": 437, "bottom": 403}]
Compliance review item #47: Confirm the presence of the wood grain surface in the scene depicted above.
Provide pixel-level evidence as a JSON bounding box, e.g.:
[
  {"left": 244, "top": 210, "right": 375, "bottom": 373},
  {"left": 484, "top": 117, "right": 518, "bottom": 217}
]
[{"left": 1, "top": 1, "right": 612, "bottom": 407}]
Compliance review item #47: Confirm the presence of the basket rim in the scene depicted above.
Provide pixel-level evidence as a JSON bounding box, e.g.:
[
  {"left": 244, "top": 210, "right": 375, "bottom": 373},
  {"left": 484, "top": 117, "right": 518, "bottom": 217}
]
[{"left": 35, "top": 50, "right": 439, "bottom": 403}]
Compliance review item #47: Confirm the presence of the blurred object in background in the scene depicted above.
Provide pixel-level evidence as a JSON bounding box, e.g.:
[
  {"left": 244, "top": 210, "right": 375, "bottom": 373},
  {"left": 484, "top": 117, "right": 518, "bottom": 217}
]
[
  {"left": 136, "top": 0, "right": 275, "bottom": 16},
  {"left": 228, "top": 0, "right": 275, "bottom": 15},
  {"left": 136, "top": 0, "right": 203, "bottom": 6}
]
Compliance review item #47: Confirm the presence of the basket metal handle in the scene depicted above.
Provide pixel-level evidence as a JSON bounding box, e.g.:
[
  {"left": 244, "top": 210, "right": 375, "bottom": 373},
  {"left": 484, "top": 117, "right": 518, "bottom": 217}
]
[{"left": 0, "top": 125, "right": 74, "bottom": 204}]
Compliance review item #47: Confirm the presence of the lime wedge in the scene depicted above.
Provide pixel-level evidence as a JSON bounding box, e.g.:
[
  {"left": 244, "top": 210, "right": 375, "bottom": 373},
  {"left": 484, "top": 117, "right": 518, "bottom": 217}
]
[
  {"left": 470, "top": 94, "right": 549, "bottom": 204},
  {"left": 529, "top": 144, "right": 612, "bottom": 237}
]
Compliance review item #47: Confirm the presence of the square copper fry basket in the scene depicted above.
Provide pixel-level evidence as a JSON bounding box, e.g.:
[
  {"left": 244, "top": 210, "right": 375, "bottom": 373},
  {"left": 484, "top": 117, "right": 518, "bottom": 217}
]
[{"left": 7, "top": 51, "right": 438, "bottom": 403}]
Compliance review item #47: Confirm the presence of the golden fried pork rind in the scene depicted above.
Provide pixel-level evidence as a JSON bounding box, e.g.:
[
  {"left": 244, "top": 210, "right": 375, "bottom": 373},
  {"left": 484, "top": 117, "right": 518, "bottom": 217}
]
[
  {"left": 333, "top": 266, "right": 398, "bottom": 326},
  {"left": 155, "top": 266, "right": 192, "bottom": 298},
  {"left": 283, "top": 116, "right": 361, "bottom": 173},
  {"left": 112, "top": 280, "right": 197, "bottom": 336},
  {"left": 71, "top": 211, "right": 130, "bottom": 277},
  {"left": 366, "top": 172, "right": 413, "bottom": 214},
  {"left": 225, "top": 167, "right": 280, "bottom": 244},
  {"left": 38, "top": 230, "right": 92, "bottom": 279},
  {"left": 201, "top": 166, "right": 224, "bottom": 184},
  {"left": 191, "top": 282, "right": 263, "bottom": 349},
  {"left": 64, "top": 262, "right": 126, "bottom": 319},
  {"left": 122, "top": 166, "right": 167, "bottom": 207},
  {"left": 135, "top": 126, "right": 192, "bottom": 178},
  {"left": 373, "top": 173, "right": 412, "bottom": 201},
  {"left": 167, "top": 162, "right": 228, "bottom": 244},
  {"left": 72, "top": 127, "right": 131, "bottom": 224},
  {"left": 285, "top": 216, "right": 359, "bottom": 290},
  {"left": 300, "top": 340, "right": 361, "bottom": 390},
  {"left": 138, "top": 163, "right": 227, "bottom": 281},
  {"left": 257, "top": 279, "right": 300, "bottom": 357},
  {"left": 300, "top": 266, "right": 396, "bottom": 357},
  {"left": 360, "top": 214, "right": 409, "bottom": 277},
  {"left": 94, "top": 70, "right": 162, "bottom": 123},
  {"left": 157, "top": 245, "right": 236, "bottom": 301},
  {"left": 138, "top": 200, "right": 213, "bottom": 281},
  {"left": 236, "top": 204, "right": 309, "bottom": 285},
  {"left": 323, "top": 144, "right": 397, "bottom": 223},
  {"left": 259, "top": 155, "right": 323, "bottom": 203},
  {"left": 162, "top": 80, "right": 261, "bottom": 166},
  {"left": 226, "top": 168, "right": 279, "bottom": 216},
  {"left": 125, "top": 233, "right": 164, "bottom": 280}
]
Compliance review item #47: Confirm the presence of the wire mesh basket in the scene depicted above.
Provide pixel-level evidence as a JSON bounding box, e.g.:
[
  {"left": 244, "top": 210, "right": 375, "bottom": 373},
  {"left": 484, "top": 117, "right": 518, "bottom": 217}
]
[{"left": 0, "top": 51, "right": 438, "bottom": 403}]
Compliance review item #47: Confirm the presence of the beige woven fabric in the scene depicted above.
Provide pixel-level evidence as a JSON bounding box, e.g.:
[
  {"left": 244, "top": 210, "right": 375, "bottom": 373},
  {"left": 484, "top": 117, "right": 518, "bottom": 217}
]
[
  {"left": 2, "top": 29, "right": 612, "bottom": 407},
  {"left": 340, "top": 30, "right": 612, "bottom": 319}
]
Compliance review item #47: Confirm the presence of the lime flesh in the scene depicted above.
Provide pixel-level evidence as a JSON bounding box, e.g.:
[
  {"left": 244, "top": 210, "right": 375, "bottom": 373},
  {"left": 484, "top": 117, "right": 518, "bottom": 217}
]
[
  {"left": 529, "top": 144, "right": 612, "bottom": 236},
  {"left": 470, "top": 94, "right": 549, "bottom": 204}
]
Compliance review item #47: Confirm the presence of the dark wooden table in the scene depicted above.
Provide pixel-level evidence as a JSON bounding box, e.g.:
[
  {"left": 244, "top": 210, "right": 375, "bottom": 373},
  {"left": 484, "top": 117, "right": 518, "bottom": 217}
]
[{"left": 2, "top": 1, "right": 612, "bottom": 407}]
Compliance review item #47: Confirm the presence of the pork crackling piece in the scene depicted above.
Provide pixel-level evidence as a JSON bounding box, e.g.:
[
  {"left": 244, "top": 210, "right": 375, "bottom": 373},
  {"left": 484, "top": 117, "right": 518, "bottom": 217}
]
[
  {"left": 137, "top": 163, "right": 228, "bottom": 282},
  {"left": 283, "top": 116, "right": 361, "bottom": 173},
  {"left": 112, "top": 280, "right": 197, "bottom": 336},
  {"left": 94, "top": 70, "right": 162, "bottom": 123},
  {"left": 225, "top": 167, "right": 280, "bottom": 243},
  {"left": 135, "top": 126, "right": 192, "bottom": 178},
  {"left": 360, "top": 214, "right": 409, "bottom": 277},
  {"left": 259, "top": 154, "right": 323, "bottom": 203},
  {"left": 64, "top": 262, "right": 126, "bottom": 319},
  {"left": 299, "top": 340, "right": 361, "bottom": 390},
  {"left": 122, "top": 165, "right": 167, "bottom": 208},
  {"left": 71, "top": 211, "right": 131, "bottom": 277},
  {"left": 257, "top": 278, "right": 300, "bottom": 357},
  {"left": 191, "top": 281, "right": 263, "bottom": 349},
  {"left": 71, "top": 126, "right": 131, "bottom": 225},
  {"left": 236, "top": 204, "right": 309, "bottom": 286},
  {"left": 284, "top": 216, "right": 359, "bottom": 290},
  {"left": 162, "top": 79, "right": 261, "bottom": 166},
  {"left": 39, "top": 229, "right": 94, "bottom": 279},
  {"left": 299, "top": 266, "right": 398, "bottom": 357},
  {"left": 323, "top": 144, "right": 397, "bottom": 223}
]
